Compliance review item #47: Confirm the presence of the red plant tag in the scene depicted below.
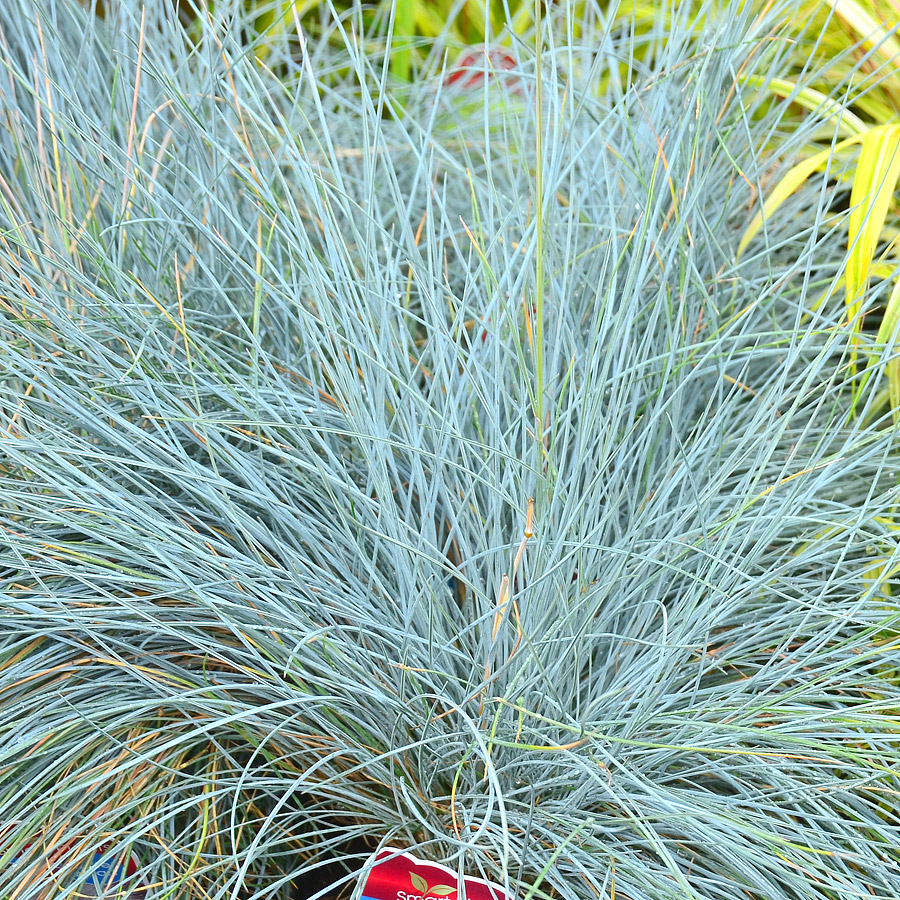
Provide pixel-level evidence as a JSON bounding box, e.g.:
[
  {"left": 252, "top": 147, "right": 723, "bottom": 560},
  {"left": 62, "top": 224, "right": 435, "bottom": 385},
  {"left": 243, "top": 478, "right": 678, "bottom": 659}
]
[
  {"left": 360, "top": 848, "right": 514, "bottom": 900},
  {"left": 444, "top": 46, "right": 524, "bottom": 96}
]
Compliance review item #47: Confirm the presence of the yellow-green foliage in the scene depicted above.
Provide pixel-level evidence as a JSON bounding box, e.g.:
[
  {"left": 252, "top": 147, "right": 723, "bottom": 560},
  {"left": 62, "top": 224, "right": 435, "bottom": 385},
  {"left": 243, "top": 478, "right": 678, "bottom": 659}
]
[
  {"left": 248, "top": 0, "right": 547, "bottom": 77},
  {"left": 740, "top": 0, "right": 900, "bottom": 418},
  {"left": 242, "top": 0, "right": 706, "bottom": 81}
]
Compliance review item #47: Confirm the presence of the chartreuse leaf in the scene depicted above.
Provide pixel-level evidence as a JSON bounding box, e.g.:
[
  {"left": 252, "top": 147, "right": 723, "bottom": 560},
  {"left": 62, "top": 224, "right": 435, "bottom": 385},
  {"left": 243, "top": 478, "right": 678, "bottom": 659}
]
[
  {"left": 509, "top": 2, "right": 534, "bottom": 34},
  {"left": 823, "top": 0, "right": 900, "bottom": 111},
  {"left": 251, "top": 0, "right": 320, "bottom": 63},
  {"left": 390, "top": 0, "right": 416, "bottom": 81},
  {"left": 737, "top": 133, "right": 863, "bottom": 258},
  {"left": 412, "top": 3, "right": 446, "bottom": 39},
  {"left": 740, "top": 124, "right": 900, "bottom": 380},
  {"left": 846, "top": 125, "right": 900, "bottom": 330},
  {"left": 807, "top": 262, "right": 899, "bottom": 320},
  {"left": 875, "top": 275, "right": 900, "bottom": 421},
  {"left": 462, "top": 0, "right": 487, "bottom": 41},
  {"left": 741, "top": 76, "right": 866, "bottom": 139},
  {"left": 826, "top": 0, "right": 900, "bottom": 70}
]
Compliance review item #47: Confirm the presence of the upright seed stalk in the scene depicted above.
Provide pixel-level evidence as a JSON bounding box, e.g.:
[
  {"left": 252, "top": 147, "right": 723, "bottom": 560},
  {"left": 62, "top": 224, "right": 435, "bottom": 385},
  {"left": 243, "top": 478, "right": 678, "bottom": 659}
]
[{"left": 534, "top": 0, "right": 545, "bottom": 482}]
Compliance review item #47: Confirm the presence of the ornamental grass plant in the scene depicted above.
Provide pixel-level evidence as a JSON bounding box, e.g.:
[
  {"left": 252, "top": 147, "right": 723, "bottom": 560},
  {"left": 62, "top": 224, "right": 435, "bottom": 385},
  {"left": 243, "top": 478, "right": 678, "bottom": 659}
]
[{"left": 1, "top": 1, "right": 900, "bottom": 899}]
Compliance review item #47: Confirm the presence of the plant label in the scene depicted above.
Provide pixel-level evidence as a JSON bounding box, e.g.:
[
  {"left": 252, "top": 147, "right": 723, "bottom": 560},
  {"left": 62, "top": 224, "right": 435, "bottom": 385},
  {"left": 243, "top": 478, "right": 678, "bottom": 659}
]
[
  {"left": 2, "top": 827, "right": 146, "bottom": 899},
  {"left": 74, "top": 846, "right": 145, "bottom": 898},
  {"left": 444, "top": 46, "right": 525, "bottom": 96},
  {"left": 360, "top": 848, "right": 515, "bottom": 900}
]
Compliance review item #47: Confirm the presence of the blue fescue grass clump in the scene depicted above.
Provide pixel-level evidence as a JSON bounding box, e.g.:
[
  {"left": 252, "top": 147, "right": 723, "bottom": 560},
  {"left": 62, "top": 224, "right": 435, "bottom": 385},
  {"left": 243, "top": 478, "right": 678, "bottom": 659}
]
[{"left": 1, "top": 1, "right": 900, "bottom": 898}]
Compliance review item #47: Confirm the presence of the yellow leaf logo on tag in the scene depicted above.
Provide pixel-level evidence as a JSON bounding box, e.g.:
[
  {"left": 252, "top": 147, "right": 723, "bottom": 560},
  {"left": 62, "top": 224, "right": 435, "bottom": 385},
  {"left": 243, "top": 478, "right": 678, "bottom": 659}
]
[{"left": 410, "top": 873, "right": 456, "bottom": 897}]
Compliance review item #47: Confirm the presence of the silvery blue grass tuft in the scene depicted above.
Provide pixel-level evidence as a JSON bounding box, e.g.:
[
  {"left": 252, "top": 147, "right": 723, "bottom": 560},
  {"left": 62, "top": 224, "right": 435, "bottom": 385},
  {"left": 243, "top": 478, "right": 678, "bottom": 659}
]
[{"left": 0, "top": 1, "right": 899, "bottom": 899}]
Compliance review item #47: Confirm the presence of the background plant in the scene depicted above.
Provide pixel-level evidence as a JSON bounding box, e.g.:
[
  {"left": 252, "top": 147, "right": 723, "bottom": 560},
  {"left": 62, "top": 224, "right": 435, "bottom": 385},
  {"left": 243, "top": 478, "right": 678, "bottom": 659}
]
[
  {"left": 739, "top": 0, "right": 900, "bottom": 418},
  {"left": 1, "top": 2, "right": 900, "bottom": 900},
  {"left": 146, "top": 0, "right": 710, "bottom": 85}
]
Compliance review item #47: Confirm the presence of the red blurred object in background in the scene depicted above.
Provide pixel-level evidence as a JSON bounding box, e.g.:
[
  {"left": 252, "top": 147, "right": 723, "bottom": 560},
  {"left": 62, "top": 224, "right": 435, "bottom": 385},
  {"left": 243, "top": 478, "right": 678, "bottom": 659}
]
[{"left": 444, "top": 46, "right": 525, "bottom": 96}]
